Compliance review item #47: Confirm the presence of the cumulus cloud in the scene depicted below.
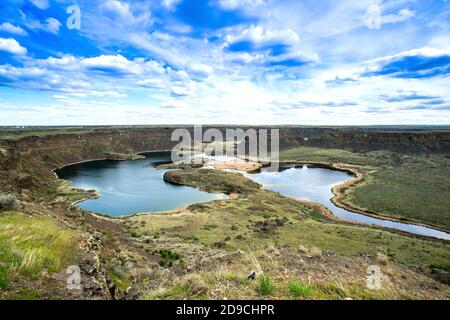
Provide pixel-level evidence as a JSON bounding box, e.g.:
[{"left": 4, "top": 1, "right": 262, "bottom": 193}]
[
  {"left": 0, "top": 38, "right": 27, "bottom": 55},
  {"left": 221, "top": 25, "right": 316, "bottom": 67},
  {"left": 0, "top": 22, "right": 28, "bottom": 36},
  {"left": 225, "top": 25, "right": 300, "bottom": 49},
  {"left": 362, "top": 47, "right": 450, "bottom": 78},
  {"left": 0, "top": 54, "right": 188, "bottom": 101},
  {"left": 82, "top": 55, "right": 144, "bottom": 75}
]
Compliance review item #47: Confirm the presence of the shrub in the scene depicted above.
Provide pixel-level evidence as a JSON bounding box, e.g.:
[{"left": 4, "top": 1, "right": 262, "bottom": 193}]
[
  {"left": 159, "top": 258, "right": 168, "bottom": 267},
  {"left": 259, "top": 275, "right": 276, "bottom": 296},
  {"left": 0, "top": 194, "right": 17, "bottom": 211},
  {"left": 288, "top": 281, "right": 311, "bottom": 298},
  {"left": 376, "top": 252, "right": 389, "bottom": 265},
  {"left": 181, "top": 274, "right": 208, "bottom": 297},
  {"left": 309, "top": 247, "right": 322, "bottom": 258}
]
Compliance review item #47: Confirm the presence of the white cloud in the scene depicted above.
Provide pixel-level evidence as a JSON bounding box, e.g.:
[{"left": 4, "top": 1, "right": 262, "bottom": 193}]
[
  {"left": 218, "top": 0, "right": 265, "bottom": 10},
  {"left": 82, "top": 55, "right": 144, "bottom": 74},
  {"left": 170, "top": 83, "right": 195, "bottom": 97},
  {"left": 74, "top": 90, "right": 127, "bottom": 98},
  {"left": 29, "top": 0, "right": 49, "bottom": 10},
  {"left": 225, "top": 25, "right": 300, "bottom": 48},
  {"left": 26, "top": 17, "right": 62, "bottom": 34},
  {"left": 187, "top": 63, "right": 214, "bottom": 77},
  {"left": 0, "top": 22, "right": 28, "bottom": 36},
  {"left": 382, "top": 9, "right": 415, "bottom": 24},
  {"left": 363, "top": 47, "right": 450, "bottom": 74},
  {"left": 161, "top": 0, "right": 182, "bottom": 10},
  {"left": 102, "top": 0, "right": 132, "bottom": 17},
  {"left": 0, "top": 38, "right": 27, "bottom": 55},
  {"left": 0, "top": 54, "right": 179, "bottom": 101},
  {"left": 101, "top": 0, "right": 153, "bottom": 26},
  {"left": 366, "top": 4, "right": 415, "bottom": 30}
]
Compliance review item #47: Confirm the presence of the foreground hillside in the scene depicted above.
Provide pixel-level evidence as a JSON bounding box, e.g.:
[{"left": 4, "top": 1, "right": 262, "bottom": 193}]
[{"left": 0, "top": 127, "right": 449, "bottom": 300}]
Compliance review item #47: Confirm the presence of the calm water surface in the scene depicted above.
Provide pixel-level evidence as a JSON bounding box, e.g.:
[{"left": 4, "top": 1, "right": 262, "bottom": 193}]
[
  {"left": 56, "top": 154, "right": 450, "bottom": 240},
  {"left": 55, "top": 152, "right": 226, "bottom": 216},
  {"left": 248, "top": 166, "right": 450, "bottom": 240}
]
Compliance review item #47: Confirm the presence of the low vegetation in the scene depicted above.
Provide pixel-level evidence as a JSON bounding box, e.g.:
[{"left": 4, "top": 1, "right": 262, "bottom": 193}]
[
  {"left": 287, "top": 281, "right": 312, "bottom": 298},
  {"left": 137, "top": 243, "right": 448, "bottom": 300},
  {"left": 259, "top": 275, "right": 276, "bottom": 296},
  {"left": 0, "top": 194, "right": 17, "bottom": 211},
  {"left": 128, "top": 168, "right": 449, "bottom": 301},
  {"left": 0, "top": 211, "right": 81, "bottom": 290}
]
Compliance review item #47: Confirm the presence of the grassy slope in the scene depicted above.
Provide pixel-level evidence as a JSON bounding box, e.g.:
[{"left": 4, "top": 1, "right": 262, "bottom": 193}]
[
  {"left": 0, "top": 211, "right": 81, "bottom": 292},
  {"left": 132, "top": 190, "right": 450, "bottom": 269},
  {"left": 129, "top": 169, "right": 449, "bottom": 300},
  {"left": 280, "top": 147, "right": 450, "bottom": 229}
]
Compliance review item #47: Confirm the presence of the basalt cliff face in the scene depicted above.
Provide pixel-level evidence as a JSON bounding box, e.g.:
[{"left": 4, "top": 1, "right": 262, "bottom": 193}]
[
  {"left": 0, "top": 128, "right": 177, "bottom": 194},
  {"left": 278, "top": 127, "right": 450, "bottom": 153},
  {"left": 0, "top": 126, "right": 449, "bottom": 195}
]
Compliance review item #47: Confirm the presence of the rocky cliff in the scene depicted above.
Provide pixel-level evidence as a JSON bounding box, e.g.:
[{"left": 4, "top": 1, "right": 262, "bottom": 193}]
[{"left": 0, "top": 126, "right": 449, "bottom": 194}]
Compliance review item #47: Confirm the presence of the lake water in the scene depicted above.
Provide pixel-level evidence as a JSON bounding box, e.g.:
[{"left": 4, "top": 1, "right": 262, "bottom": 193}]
[
  {"left": 248, "top": 166, "right": 450, "bottom": 240},
  {"left": 55, "top": 152, "right": 226, "bottom": 216},
  {"left": 56, "top": 154, "right": 450, "bottom": 240}
]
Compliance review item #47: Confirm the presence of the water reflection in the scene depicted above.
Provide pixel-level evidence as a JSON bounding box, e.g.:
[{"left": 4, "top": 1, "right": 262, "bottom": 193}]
[
  {"left": 55, "top": 152, "right": 226, "bottom": 216},
  {"left": 248, "top": 167, "right": 450, "bottom": 240}
]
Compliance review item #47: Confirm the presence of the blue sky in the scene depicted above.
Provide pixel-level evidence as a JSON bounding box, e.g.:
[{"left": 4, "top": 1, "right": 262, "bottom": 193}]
[{"left": 0, "top": 0, "right": 449, "bottom": 125}]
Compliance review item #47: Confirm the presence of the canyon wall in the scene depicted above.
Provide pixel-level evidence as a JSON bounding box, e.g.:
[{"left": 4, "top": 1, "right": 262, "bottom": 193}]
[{"left": 0, "top": 126, "right": 449, "bottom": 194}]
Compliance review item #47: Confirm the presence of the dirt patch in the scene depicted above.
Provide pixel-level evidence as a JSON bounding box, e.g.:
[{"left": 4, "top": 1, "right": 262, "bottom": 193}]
[{"left": 212, "top": 160, "right": 262, "bottom": 173}]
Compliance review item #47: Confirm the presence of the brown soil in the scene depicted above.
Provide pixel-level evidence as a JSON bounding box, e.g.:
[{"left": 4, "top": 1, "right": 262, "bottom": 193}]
[{"left": 212, "top": 160, "right": 262, "bottom": 173}]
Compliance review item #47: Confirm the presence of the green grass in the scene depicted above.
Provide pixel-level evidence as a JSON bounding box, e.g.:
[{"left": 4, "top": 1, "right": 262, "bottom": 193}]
[
  {"left": 55, "top": 180, "right": 93, "bottom": 203},
  {"left": 0, "top": 211, "right": 81, "bottom": 289},
  {"left": 5, "top": 289, "right": 42, "bottom": 300},
  {"left": 259, "top": 275, "right": 276, "bottom": 296},
  {"left": 108, "top": 268, "right": 132, "bottom": 291},
  {"left": 288, "top": 281, "right": 312, "bottom": 298},
  {"left": 348, "top": 159, "right": 450, "bottom": 228},
  {"left": 280, "top": 147, "right": 382, "bottom": 166},
  {"left": 280, "top": 147, "right": 450, "bottom": 229}
]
